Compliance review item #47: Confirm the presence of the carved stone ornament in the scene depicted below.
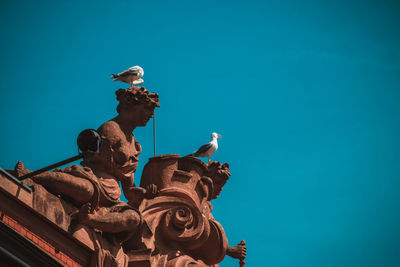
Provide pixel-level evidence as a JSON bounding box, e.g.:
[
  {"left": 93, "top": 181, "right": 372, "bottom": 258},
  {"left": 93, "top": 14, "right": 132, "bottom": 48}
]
[{"left": 0, "top": 86, "right": 246, "bottom": 267}]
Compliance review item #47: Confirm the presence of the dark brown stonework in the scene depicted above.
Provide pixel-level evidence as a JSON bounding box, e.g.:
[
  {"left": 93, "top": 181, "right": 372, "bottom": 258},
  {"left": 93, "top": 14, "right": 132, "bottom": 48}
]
[{"left": 0, "top": 86, "right": 246, "bottom": 266}]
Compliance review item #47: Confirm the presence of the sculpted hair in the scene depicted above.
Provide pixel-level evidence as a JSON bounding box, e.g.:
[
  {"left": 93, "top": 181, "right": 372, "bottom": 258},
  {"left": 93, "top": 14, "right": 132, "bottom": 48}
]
[{"left": 116, "top": 87, "right": 160, "bottom": 113}]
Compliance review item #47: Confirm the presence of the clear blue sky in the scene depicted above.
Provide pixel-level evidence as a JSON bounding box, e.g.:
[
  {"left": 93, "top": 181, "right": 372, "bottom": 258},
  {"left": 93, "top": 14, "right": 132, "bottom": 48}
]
[{"left": 1, "top": 1, "right": 400, "bottom": 266}]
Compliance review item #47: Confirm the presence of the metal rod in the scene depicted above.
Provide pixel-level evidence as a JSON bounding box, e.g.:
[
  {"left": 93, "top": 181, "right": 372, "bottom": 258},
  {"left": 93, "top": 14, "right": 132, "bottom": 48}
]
[
  {"left": 153, "top": 113, "right": 156, "bottom": 157},
  {"left": 0, "top": 168, "right": 32, "bottom": 192},
  {"left": 19, "top": 154, "right": 83, "bottom": 180}
]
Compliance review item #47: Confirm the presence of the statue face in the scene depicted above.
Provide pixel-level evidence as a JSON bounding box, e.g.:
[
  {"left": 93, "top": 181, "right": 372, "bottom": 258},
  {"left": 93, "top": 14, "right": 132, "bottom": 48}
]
[
  {"left": 122, "top": 103, "right": 155, "bottom": 127},
  {"left": 134, "top": 103, "right": 155, "bottom": 126}
]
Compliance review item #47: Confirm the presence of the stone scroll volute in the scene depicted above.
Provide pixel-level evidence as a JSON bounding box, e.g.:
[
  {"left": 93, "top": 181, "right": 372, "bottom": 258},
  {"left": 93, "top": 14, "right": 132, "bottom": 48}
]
[{"left": 136, "top": 154, "right": 229, "bottom": 266}]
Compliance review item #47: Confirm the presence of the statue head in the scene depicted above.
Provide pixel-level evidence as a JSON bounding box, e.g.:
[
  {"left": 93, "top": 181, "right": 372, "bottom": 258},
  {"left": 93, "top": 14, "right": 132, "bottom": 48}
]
[
  {"left": 205, "top": 162, "right": 230, "bottom": 199},
  {"left": 116, "top": 87, "right": 160, "bottom": 127}
]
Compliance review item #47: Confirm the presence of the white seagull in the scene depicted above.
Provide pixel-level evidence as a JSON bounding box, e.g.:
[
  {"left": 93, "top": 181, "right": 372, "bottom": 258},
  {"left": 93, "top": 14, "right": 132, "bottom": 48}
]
[
  {"left": 111, "top": 66, "right": 144, "bottom": 86},
  {"left": 190, "top": 132, "right": 221, "bottom": 162}
]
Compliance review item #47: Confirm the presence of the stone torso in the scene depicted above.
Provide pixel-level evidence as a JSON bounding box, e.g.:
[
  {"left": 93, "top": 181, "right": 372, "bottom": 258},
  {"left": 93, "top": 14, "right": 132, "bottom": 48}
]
[{"left": 83, "top": 120, "right": 142, "bottom": 182}]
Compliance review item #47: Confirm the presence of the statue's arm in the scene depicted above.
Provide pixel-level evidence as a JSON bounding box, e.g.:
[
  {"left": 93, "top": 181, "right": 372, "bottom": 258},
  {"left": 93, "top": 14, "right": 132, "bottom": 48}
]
[
  {"left": 121, "top": 179, "right": 145, "bottom": 207},
  {"left": 97, "top": 121, "right": 158, "bottom": 206},
  {"left": 76, "top": 203, "right": 141, "bottom": 233},
  {"left": 121, "top": 180, "right": 158, "bottom": 208}
]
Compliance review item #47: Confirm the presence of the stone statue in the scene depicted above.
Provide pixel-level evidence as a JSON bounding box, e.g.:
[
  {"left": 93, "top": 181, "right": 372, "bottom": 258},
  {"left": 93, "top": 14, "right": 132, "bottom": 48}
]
[
  {"left": 15, "top": 86, "right": 160, "bottom": 266},
  {"left": 7, "top": 83, "right": 247, "bottom": 266}
]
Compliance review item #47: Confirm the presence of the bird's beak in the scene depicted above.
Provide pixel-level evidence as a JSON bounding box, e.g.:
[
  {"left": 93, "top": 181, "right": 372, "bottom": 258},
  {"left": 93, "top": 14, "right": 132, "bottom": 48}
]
[{"left": 218, "top": 134, "right": 222, "bottom": 139}]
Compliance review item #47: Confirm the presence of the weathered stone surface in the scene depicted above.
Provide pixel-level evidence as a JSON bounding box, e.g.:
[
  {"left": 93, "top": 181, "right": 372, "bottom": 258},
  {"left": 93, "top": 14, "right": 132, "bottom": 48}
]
[{"left": 1, "top": 85, "right": 246, "bottom": 266}]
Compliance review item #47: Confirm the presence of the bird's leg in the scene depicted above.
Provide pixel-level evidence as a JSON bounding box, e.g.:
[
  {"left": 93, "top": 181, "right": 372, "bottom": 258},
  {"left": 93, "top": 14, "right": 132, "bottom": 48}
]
[{"left": 208, "top": 156, "right": 210, "bottom": 162}]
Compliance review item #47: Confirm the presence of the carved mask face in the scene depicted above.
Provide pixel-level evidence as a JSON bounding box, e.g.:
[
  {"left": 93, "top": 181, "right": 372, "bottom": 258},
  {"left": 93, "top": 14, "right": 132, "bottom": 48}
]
[{"left": 212, "top": 175, "right": 227, "bottom": 199}]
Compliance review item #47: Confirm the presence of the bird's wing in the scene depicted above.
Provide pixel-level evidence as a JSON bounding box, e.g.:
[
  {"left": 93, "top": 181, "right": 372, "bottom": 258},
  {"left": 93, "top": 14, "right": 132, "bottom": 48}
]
[
  {"left": 193, "top": 142, "right": 213, "bottom": 156},
  {"left": 118, "top": 68, "right": 140, "bottom": 77}
]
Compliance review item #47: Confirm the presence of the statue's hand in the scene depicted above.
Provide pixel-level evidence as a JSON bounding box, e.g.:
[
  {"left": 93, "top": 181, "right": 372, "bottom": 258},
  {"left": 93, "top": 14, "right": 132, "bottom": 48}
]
[
  {"left": 227, "top": 240, "right": 246, "bottom": 260},
  {"left": 76, "top": 202, "right": 93, "bottom": 224},
  {"left": 144, "top": 184, "right": 158, "bottom": 199}
]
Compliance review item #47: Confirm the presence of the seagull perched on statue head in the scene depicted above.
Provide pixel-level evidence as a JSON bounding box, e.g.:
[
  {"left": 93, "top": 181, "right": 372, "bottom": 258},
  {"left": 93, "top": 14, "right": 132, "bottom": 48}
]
[
  {"left": 189, "top": 132, "right": 221, "bottom": 162},
  {"left": 111, "top": 65, "right": 144, "bottom": 86}
]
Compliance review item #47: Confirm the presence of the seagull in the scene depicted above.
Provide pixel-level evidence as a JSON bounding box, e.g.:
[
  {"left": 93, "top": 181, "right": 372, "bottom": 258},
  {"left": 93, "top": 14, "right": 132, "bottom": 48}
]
[
  {"left": 189, "top": 132, "right": 221, "bottom": 162},
  {"left": 111, "top": 66, "right": 144, "bottom": 86}
]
